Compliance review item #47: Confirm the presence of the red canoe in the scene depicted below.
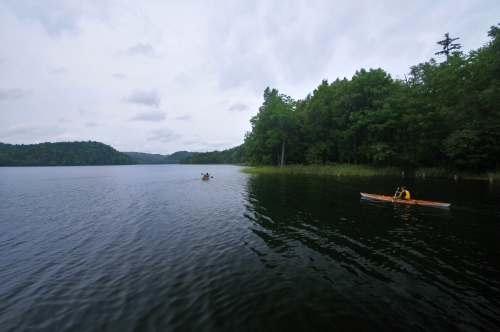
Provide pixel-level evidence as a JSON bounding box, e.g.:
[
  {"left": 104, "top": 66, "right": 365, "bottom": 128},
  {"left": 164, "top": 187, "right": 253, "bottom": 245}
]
[{"left": 360, "top": 192, "right": 450, "bottom": 208}]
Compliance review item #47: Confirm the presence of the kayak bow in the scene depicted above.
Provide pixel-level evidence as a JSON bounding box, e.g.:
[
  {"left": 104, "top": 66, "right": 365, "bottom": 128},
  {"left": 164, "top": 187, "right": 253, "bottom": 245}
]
[{"left": 360, "top": 192, "right": 450, "bottom": 208}]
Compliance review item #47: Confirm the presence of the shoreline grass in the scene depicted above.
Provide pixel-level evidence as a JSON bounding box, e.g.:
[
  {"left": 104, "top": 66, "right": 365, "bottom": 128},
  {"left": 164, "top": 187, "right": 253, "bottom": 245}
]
[{"left": 239, "top": 164, "right": 499, "bottom": 180}]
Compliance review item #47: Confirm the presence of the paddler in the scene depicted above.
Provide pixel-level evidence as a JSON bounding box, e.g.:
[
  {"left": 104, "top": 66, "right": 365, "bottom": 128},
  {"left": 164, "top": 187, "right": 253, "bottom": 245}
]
[{"left": 395, "top": 186, "right": 410, "bottom": 200}]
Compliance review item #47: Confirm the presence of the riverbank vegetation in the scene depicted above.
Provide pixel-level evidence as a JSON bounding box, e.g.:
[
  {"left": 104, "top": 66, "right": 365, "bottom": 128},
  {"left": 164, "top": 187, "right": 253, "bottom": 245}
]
[
  {"left": 241, "top": 164, "right": 400, "bottom": 176},
  {"left": 240, "top": 165, "right": 500, "bottom": 180},
  {"left": 240, "top": 25, "right": 500, "bottom": 174},
  {"left": 0, "top": 141, "right": 135, "bottom": 166}
]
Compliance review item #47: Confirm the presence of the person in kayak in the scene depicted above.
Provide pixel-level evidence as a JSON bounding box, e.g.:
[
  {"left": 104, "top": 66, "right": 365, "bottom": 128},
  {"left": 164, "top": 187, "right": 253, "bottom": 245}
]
[{"left": 395, "top": 186, "right": 410, "bottom": 200}]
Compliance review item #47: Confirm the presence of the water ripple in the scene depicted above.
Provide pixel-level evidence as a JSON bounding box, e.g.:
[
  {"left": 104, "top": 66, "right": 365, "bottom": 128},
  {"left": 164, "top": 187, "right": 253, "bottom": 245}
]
[{"left": 0, "top": 166, "right": 499, "bottom": 331}]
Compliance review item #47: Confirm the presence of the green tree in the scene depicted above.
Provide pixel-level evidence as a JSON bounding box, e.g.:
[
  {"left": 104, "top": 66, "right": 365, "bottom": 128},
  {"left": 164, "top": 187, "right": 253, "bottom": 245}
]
[
  {"left": 241, "top": 24, "right": 499, "bottom": 172},
  {"left": 435, "top": 33, "right": 462, "bottom": 59},
  {"left": 245, "top": 87, "right": 297, "bottom": 166}
]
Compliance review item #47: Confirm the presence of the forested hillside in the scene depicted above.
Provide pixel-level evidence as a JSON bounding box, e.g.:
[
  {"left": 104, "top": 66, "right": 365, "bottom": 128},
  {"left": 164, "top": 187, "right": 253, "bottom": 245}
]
[
  {"left": 0, "top": 141, "right": 135, "bottom": 166},
  {"left": 243, "top": 24, "right": 500, "bottom": 172},
  {"left": 180, "top": 146, "right": 246, "bottom": 164},
  {"left": 167, "top": 151, "right": 199, "bottom": 163},
  {"left": 123, "top": 151, "right": 197, "bottom": 164},
  {"left": 124, "top": 152, "right": 170, "bottom": 164}
]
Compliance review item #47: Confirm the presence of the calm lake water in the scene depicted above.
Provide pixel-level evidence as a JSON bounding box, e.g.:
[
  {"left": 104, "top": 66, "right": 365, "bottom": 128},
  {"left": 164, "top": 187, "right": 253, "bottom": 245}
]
[{"left": 0, "top": 165, "right": 499, "bottom": 331}]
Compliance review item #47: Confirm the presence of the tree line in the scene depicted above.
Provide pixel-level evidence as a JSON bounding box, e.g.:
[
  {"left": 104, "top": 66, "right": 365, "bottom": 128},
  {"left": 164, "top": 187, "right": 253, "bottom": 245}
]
[
  {"left": 180, "top": 146, "right": 247, "bottom": 164},
  {"left": 242, "top": 25, "right": 500, "bottom": 172},
  {"left": 124, "top": 151, "right": 197, "bottom": 164},
  {"left": 0, "top": 141, "right": 135, "bottom": 166}
]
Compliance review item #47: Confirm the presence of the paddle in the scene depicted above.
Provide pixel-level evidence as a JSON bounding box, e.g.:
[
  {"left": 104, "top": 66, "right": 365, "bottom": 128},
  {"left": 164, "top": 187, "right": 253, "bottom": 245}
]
[
  {"left": 201, "top": 173, "right": 213, "bottom": 179},
  {"left": 394, "top": 187, "right": 400, "bottom": 200}
]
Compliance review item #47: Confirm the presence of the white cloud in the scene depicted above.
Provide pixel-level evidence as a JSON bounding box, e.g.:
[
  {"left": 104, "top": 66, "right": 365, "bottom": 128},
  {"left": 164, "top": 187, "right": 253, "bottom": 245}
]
[
  {"left": 85, "top": 121, "right": 102, "bottom": 127},
  {"left": 146, "top": 127, "right": 182, "bottom": 142},
  {"left": 175, "top": 113, "right": 192, "bottom": 121},
  {"left": 48, "top": 67, "right": 67, "bottom": 74},
  {"left": 130, "top": 110, "right": 167, "bottom": 122},
  {"left": 0, "top": 88, "right": 32, "bottom": 101},
  {"left": 123, "top": 88, "right": 161, "bottom": 108},
  {"left": 128, "top": 43, "right": 155, "bottom": 56},
  {"left": 229, "top": 102, "right": 249, "bottom": 112},
  {"left": 182, "top": 136, "right": 201, "bottom": 145},
  {"left": 2, "top": 0, "right": 115, "bottom": 36},
  {"left": 0, "top": 122, "right": 63, "bottom": 138},
  {"left": 3, "top": 0, "right": 83, "bottom": 36},
  {"left": 174, "top": 72, "right": 196, "bottom": 86}
]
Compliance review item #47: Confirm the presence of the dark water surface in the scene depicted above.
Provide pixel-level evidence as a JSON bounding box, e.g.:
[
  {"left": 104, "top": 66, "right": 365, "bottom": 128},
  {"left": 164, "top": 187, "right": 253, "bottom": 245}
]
[{"left": 0, "top": 165, "right": 499, "bottom": 331}]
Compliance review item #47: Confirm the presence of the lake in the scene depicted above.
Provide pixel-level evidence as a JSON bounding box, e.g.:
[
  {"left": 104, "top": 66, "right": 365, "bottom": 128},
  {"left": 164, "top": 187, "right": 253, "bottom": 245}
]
[{"left": 0, "top": 165, "right": 499, "bottom": 331}]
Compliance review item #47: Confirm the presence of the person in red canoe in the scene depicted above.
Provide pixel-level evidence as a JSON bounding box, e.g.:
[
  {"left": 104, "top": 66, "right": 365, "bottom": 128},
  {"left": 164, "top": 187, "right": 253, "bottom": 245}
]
[{"left": 395, "top": 186, "right": 410, "bottom": 200}]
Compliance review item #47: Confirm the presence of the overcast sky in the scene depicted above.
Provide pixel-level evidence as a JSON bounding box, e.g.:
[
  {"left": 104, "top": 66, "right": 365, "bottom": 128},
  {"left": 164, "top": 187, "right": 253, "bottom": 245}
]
[{"left": 1, "top": 0, "right": 498, "bottom": 154}]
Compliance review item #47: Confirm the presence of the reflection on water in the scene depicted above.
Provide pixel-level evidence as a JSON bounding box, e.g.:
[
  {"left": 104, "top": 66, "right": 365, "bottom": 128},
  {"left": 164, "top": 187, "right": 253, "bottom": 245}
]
[{"left": 242, "top": 174, "right": 500, "bottom": 331}]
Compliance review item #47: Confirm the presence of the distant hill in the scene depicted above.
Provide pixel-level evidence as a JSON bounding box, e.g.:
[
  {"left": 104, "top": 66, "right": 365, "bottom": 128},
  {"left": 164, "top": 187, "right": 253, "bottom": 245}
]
[
  {"left": 123, "top": 152, "right": 170, "bottom": 164},
  {"left": 124, "top": 151, "right": 198, "bottom": 164},
  {"left": 167, "top": 151, "right": 199, "bottom": 163},
  {"left": 180, "top": 145, "right": 247, "bottom": 164},
  {"left": 0, "top": 141, "right": 135, "bottom": 166}
]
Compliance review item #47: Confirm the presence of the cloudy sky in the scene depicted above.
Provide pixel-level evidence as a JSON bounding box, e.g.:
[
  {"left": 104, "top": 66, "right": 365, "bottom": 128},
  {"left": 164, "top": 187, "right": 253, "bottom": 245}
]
[{"left": 0, "top": 0, "right": 498, "bottom": 154}]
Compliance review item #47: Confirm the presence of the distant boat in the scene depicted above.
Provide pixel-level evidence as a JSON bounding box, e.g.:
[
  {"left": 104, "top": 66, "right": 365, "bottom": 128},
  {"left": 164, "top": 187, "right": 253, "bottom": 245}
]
[
  {"left": 360, "top": 192, "right": 450, "bottom": 208},
  {"left": 202, "top": 173, "right": 210, "bottom": 180}
]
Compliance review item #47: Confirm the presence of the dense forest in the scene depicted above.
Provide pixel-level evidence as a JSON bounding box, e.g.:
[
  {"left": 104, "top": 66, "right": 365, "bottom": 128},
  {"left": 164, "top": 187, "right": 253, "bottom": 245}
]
[
  {"left": 180, "top": 146, "right": 246, "bottom": 164},
  {"left": 0, "top": 141, "right": 135, "bottom": 166},
  {"left": 124, "top": 151, "right": 197, "bottom": 164},
  {"left": 240, "top": 24, "right": 500, "bottom": 172}
]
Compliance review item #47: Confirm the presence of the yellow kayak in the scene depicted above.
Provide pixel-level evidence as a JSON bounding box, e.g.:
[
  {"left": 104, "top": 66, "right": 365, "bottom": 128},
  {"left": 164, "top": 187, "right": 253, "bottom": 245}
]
[{"left": 360, "top": 192, "right": 450, "bottom": 208}]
